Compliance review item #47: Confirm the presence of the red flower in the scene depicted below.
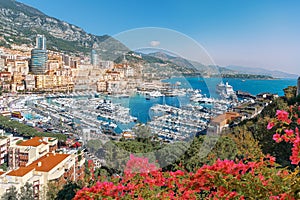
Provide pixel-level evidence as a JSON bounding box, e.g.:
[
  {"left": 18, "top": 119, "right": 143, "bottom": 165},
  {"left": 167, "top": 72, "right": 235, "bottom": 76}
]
[
  {"left": 267, "top": 122, "right": 275, "bottom": 130},
  {"left": 273, "top": 133, "right": 282, "bottom": 143},
  {"left": 276, "top": 110, "right": 291, "bottom": 124},
  {"left": 290, "top": 138, "right": 300, "bottom": 165}
]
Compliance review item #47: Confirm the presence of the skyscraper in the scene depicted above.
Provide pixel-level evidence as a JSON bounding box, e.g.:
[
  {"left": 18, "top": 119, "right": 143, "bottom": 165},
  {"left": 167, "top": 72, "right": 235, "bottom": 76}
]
[
  {"left": 91, "top": 49, "right": 99, "bottom": 66},
  {"left": 30, "top": 35, "right": 47, "bottom": 75},
  {"left": 35, "top": 34, "right": 46, "bottom": 50}
]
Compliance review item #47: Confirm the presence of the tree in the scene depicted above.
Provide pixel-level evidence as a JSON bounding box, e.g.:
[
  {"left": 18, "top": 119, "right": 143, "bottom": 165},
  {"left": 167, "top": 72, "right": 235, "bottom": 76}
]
[
  {"left": 1, "top": 186, "right": 18, "bottom": 200},
  {"left": 18, "top": 183, "right": 34, "bottom": 200},
  {"left": 283, "top": 86, "right": 297, "bottom": 100},
  {"left": 46, "top": 181, "right": 59, "bottom": 200},
  {"left": 0, "top": 163, "right": 8, "bottom": 171},
  {"left": 132, "top": 124, "right": 152, "bottom": 143},
  {"left": 56, "top": 181, "right": 82, "bottom": 200}
]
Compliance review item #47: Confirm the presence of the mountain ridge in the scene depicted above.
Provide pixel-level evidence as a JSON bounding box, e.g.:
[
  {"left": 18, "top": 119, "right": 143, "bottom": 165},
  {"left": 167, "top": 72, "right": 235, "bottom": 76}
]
[
  {"left": 0, "top": 0, "right": 296, "bottom": 79},
  {"left": 225, "top": 65, "right": 298, "bottom": 79},
  {"left": 146, "top": 51, "right": 297, "bottom": 79},
  {"left": 0, "top": 0, "right": 129, "bottom": 59}
]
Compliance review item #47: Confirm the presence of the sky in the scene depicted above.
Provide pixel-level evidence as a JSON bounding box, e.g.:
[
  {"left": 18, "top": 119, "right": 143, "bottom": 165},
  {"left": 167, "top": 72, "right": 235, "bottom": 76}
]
[{"left": 17, "top": 0, "right": 300, "bottom": 75}]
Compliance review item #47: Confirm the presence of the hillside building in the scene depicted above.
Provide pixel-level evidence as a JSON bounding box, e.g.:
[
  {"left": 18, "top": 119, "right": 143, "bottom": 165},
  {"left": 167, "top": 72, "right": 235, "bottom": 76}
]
[
  {"left": 30, "top": 35, "right": 48, "bottom": 75},
  {"left": 0, "top": 136, "right": 85, "bottom": 198}
]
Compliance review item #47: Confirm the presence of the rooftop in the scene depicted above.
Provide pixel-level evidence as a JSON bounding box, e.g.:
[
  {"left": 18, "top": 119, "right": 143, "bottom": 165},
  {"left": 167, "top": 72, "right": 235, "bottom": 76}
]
[
  {"left": 28, "top": 153, "right": 70, "bottom": 172},
  {"left": 211, "top": 112, "right": 240, "bottom": 124},
  {"left": 7, "top": 167, "right": 34, "bottom": 177},
  {"left": 18, "top": 137, "right": 48, "bottom": 147},
  {"left": 6, "top": 153, "right": 70, "bottom": 177}
]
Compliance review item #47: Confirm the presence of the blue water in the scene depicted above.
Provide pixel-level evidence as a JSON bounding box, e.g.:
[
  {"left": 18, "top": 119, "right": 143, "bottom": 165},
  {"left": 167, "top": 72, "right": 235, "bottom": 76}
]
[
  {"left": 43, "top": 78, "right": 297, "bottom": 129},
  {"left": 122, "top": 77, "right": 296, "bottom": 124},
  {"left": 23, "top": 113, "right": 41, "bottom": 120},
  {"left": 164, "top": 77, "right": 297, "bottom": 97},
  {"left": 107, "top": 95, "right": 183, "bottom": 124}
]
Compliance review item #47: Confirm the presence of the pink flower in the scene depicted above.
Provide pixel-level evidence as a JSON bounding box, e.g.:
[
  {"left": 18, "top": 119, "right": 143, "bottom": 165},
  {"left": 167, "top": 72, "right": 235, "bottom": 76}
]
[
  {"left": 272, "top": 133, "right": 282, "bottom": 143},
  {"left": 267, "top": 122, "right": 275, "bottom": 130},
  {"left": 266, "top": 154, "right": 276, "bottom": 165},
  {"left": 276, "top": 110, "right": 291, "bottom": 124},
  {"left": 290, "top": 138, "right": 300, "bottom": 165},
  {"left": 284, "top": 129, "right": 294, "bottom": 137}
]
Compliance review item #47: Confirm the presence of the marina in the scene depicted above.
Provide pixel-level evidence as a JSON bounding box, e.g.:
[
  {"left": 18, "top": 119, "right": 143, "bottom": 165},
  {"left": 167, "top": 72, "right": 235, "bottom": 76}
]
[
  {"left": 2, "top": 77, "right": 295, "bottom": 143},
  {"left": 11, "top": 85, "right": 241, "bottom": 143}
]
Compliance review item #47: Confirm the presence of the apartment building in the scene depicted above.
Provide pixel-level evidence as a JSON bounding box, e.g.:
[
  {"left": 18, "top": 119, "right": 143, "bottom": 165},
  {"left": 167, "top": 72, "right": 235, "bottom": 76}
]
[
  {"left": 0, "top": 134, "right": 10, "bottom": 165},
  {"left": 0, "top": 136, "right": 85, "bottom": 199}
]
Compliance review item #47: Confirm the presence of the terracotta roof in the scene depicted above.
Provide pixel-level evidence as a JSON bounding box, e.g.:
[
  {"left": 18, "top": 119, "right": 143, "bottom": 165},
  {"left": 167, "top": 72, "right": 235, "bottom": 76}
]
[
  {"left": 211, "top": 114, "right": 227, "bottom": 123},
  {"left": 7, "top": 153, "right": 70, "bottom": 177},
  {"left": 18, "top": 137, "right": 48, "bottom": 147},
  {"left": 212, "top": 112, "right": 240, "bottom": 123},
  {"left": 28, "top": 153, "right": 70, "bottom": 172},
  {"left": 7, "top": 167, "right": 34, "bottom": 177},
  {"left": 0, "top": 171, "right": 5, "bottom": 176}
]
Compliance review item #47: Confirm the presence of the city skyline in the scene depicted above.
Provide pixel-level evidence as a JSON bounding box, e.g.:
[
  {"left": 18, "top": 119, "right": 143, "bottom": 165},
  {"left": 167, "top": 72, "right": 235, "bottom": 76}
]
[{"left": 17, "top": 0, "right": 300, "bottom": 75}]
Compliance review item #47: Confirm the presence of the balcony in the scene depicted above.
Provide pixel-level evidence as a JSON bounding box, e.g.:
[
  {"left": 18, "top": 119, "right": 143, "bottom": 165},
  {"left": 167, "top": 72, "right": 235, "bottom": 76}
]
[
  {"left": 0, "top": 147, "right": 6, "bottom": 152},
  {"left": 19, "top": 161, "right": 27, "bottom": 167},
  {"left": 19, "top": 155, "right": 28, "bottom": 160}
]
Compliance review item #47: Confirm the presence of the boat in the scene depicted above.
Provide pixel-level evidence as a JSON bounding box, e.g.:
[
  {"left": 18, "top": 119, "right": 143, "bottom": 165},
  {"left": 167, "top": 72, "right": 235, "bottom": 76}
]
[
  {"left": 115, "top": 93, "right": 130, "bottom": 98},
  {"left": 149, "top": 91, "right": 164, "bottom": 98},
  {"left": 216, "top": 81, "right": 237, "bottom": 100},
  {"left": 109, "top": 122, "right": 117, "bottom": 129}
]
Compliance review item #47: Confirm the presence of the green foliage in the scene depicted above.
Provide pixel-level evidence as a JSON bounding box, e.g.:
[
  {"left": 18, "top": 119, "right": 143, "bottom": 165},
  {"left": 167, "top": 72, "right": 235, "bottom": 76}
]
[
  {"left": 0, "top": 115, "right": 67, "bottom": 141},
  {"left": 46, "top": 181, "right": 61, "bottom": 200},
  {"left": 0, "top": 40, "right": 11, "bottom": 48},
  {"left": 283, "top": 86, "right": 297, "bottom": 100},
  {"left": 1, "top": 186, "right": 18, "bottom": 200},
  {"left": 55, "top": 181, "right": 82, "bottom": 200},
  {"left": 86, "top": 139, "right": 103, "bottom": 153},
  {"left": 227, "top": 96, "right": 296, "bottom": 168},
  {"left": 173, "top": 136, "right": 239, "bottom": 172},
  {"left": 260, "top": 97, "right": 288, "bottom": 118},
  {"left": 101, "top": 140, "right": 130, "bottom": 173},
  {"left": 18, "top": 183, "right": 34, "bottom": 200},
  {"left": 78, "top": 154, "right": 82, "bottom": 162},
  {"left": 156, "top": 141, "right": 189, "bottom": 170},
  {"left": 0, "top": 163, "right": 8, "bottom": 171}
]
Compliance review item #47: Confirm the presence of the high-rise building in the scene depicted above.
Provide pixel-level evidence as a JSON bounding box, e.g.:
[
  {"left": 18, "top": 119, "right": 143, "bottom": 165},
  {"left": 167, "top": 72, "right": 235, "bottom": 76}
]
[
  {"left": 30, "top": 35, "right": 47, "bottom": 75},
  {"left": 297, "top": 77, "right": 300, "bottom": 96},
  {"left": 91, "top": 49, "right": 99, "bottom": 66},
  {"left": 30, "top": 49, "right": 47, "bottom": 74},
  {"left": 35, "top": 34, "right": 46, "bottom": 50}
]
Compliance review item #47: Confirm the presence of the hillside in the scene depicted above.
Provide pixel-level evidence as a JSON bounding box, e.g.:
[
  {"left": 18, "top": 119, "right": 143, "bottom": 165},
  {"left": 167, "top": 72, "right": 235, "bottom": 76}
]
[
  {"left": 225, "top": 65, "right": 298, "bottom": 79},
  {"left": 146, "top": 52, "right": 276, "bottom": 78},
  {"left": 0, "top": 0, "right": 289, "bottom": 80},
  {"left": 0, "top": 0, "right": 129, "bottom": 58}
]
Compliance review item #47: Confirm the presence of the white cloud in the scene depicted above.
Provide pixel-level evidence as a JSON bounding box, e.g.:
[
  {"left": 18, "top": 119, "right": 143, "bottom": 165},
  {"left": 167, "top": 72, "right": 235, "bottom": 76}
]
[{"left": 150, "top": 40, "right": 160, "bottom": 47}]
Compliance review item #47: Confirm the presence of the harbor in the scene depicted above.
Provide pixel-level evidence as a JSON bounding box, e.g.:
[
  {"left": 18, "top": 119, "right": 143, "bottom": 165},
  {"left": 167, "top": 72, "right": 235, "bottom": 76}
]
[{"left": 1, "top": 77, "right": 288, "bottom": 144}]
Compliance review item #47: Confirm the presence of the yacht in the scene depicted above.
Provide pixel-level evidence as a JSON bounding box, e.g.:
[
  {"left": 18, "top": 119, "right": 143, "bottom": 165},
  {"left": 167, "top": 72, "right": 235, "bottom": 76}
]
[{"left": 216, "top": 81, "right": 237, "bottom": 100}]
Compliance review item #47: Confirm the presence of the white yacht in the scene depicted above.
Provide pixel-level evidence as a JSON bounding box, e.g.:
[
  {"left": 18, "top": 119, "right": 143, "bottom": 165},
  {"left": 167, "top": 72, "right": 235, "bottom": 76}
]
[{"left": 216, "top": 81, "right": 237, "bottom": 100}]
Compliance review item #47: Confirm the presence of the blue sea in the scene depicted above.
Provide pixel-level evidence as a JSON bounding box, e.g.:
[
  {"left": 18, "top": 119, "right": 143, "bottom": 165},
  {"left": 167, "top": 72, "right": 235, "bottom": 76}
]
[
  {"left": 108, "top": 77, "right": 297, "bottom": 124},
  {"left": 164, "top": 77, "right": 297, "bottom": 97}
]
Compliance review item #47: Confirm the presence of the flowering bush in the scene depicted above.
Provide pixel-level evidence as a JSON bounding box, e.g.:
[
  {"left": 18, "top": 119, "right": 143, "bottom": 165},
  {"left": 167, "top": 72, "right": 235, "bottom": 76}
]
[
  {"left": 74, "top": 108, "right": 300, "bottom": 199},
  {"left": 268, "top": 107, "right": 300, "bottom": 165}
]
